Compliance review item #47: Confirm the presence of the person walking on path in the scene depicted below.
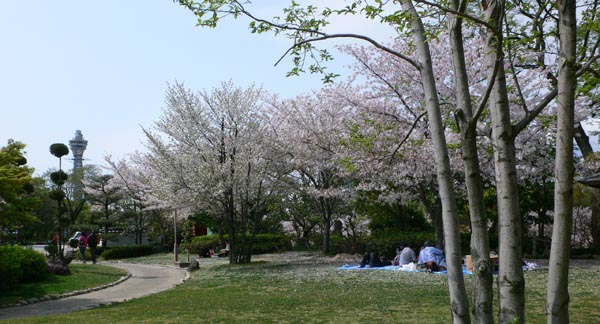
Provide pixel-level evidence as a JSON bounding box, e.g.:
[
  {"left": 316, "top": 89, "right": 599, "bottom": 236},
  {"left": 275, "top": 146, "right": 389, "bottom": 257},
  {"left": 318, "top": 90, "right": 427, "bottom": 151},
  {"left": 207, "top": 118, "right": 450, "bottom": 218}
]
[
  {"left": 78, "top": 231, "right": 88, "bottom": 263},
  {"left": 87, "top": 231, "right": 99, "bottom": 264}
]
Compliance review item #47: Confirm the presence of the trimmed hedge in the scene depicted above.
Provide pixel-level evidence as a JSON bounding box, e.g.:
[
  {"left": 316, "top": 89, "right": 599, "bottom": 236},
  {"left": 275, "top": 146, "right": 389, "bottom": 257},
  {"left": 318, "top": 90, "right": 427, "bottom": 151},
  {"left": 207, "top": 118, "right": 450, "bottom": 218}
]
[
  {"left": 101, "top": 245, "right": 155, "bottom": 260},
  {"left": 0, "top": 245, "right": 48, "bottom": 291},
  {"left": 180, "top": 234, "right": 293, "bottom": 256},
  {"left": 181, "top": 236, "right": 220, "bottom": 256},
  {"left": 251, "top": 234, "right": 293, "bottom": 254},
  {"left": 363, "top": 231, "right": 436, "bottom": 259}
]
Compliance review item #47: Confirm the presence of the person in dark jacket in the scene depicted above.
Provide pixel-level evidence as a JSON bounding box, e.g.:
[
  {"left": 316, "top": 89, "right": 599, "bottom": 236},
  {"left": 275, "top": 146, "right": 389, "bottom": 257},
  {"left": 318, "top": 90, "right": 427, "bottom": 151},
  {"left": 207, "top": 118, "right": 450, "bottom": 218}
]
[{"left": 87, "top": 231, "right": 99, "bottom": 264}]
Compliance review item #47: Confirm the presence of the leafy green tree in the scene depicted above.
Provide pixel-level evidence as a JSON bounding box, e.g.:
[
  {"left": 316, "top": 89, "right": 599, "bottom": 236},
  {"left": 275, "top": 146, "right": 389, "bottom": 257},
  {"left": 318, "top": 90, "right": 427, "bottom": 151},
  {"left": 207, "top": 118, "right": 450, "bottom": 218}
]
[
  {"left": 16, "top": 177, "right": 56, "bottom": 243},
  {"left": 0, "top": 140, "right": 38, "bottom": 238}
]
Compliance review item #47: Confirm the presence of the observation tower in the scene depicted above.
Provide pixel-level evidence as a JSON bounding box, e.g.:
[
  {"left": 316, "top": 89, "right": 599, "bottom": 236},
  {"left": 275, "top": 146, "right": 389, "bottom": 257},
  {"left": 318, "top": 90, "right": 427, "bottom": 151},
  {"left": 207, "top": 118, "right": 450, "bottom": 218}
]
[{"left": 69, "top": 130, "right": 88, "bottom": 171}]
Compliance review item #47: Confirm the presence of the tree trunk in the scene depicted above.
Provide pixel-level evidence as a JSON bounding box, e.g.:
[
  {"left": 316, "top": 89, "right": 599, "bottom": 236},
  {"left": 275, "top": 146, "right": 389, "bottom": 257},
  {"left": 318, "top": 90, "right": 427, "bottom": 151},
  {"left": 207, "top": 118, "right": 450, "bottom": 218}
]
[
  {"left": 418, "top": 186, "right": 445, "bottom": 249},
  {"left": 447, "top": 3, "right": 494, "bottom": 322},
  {"left": 401, "top": 0, "right": 470, "bottom": 322},
  {"left": 482, "top": 0, "right": 526, "bottom": 322},
  {"left": 320, "top": 196, "right": 332, "bottom": 254},
  {"left": 546, "top": 0, "right": 576, "bottom": 322},
  {"left": 432, "top": 197, "right": 445, "bottom": 249}
]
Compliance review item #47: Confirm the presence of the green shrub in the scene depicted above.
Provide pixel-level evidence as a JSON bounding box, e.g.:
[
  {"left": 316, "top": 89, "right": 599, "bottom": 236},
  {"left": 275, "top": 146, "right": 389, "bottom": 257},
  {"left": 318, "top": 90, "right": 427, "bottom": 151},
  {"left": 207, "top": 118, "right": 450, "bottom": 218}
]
[
  {"left": 44, "top": 242, "right": 59, "bottom": 259},
  {"left": 0, "top": 245, "right": 48, "bottom": 291},
  {"left": 180, "top": 236, "right": 221, "bottom": 256},
  {"left": 571, "top": 246, "right": 599, "bottom": 257},
  {"left": 328, "top": 235, "right": 366, "bottom": 255},
  {"left": 0, "top": 246, "right": 23, "bottom": 291},
  {"left": 250, "top": 234, "right": 293, "bottom": 255},
  {"left": 101, "top": 245, "right": 155, "bottom": 260},
  {"left": 364, "top": 231, "right": 435, "bottom": 259},
  {"left": 17, "top": 247, "right": 48, "bottom": 282},
  {"left": 180, "top": 234, "right": 293, "bottom": 256}
]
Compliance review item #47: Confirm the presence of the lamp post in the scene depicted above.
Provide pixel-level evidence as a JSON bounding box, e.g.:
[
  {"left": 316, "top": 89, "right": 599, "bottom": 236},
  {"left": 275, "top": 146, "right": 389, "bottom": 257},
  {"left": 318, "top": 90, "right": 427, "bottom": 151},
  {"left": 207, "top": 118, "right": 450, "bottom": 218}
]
[{"left": 173, "top": 209, "right": 178, "bottom": 263}]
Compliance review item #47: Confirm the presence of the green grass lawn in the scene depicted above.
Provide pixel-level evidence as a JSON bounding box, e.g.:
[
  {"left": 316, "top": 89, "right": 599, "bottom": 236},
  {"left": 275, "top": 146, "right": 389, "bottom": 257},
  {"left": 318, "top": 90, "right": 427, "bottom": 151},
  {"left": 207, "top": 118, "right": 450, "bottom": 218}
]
[
  {"left": 0, "top": 263, "right": 127, "bottom": 306},
  {"left": 2, "top": 253, "right": 599, "bottom": 323}
]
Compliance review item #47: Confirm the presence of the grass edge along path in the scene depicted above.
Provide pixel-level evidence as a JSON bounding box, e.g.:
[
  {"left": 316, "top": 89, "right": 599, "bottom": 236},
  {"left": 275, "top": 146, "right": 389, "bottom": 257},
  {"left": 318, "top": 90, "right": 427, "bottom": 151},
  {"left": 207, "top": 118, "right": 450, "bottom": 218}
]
[
  {"left": 2, "top": 252, "right": 599, "bottom": 324},
  {"left": 0, "top": 263, "right": 129, "bottom": 307}
]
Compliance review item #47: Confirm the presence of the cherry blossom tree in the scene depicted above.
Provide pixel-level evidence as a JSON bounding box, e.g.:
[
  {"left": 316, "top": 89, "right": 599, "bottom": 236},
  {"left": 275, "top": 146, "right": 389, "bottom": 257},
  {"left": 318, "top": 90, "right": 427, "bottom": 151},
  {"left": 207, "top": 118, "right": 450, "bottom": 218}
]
[
  {"left": 143, "top": 81, "right": 289, "bottom": 263},
  {"left": 268, "top": 88, "right": 355, "bottom": 254},
  {"left": 105, "top": 154, "right": 161, "bottom": 245}
]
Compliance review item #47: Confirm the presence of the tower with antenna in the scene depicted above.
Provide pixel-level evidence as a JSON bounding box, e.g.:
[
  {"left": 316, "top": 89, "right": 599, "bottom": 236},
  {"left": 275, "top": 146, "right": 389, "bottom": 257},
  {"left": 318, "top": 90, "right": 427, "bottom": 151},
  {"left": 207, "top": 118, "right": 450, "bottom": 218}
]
[{"left": 69, "top": 130, "right": 88, "bottom": 171}]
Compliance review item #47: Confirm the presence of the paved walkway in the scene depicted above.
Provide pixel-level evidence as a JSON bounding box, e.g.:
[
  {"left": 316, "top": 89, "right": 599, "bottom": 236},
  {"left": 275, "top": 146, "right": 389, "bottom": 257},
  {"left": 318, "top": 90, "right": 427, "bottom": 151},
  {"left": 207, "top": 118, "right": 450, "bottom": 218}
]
[{"left": 0, "top": 262, "right": 188, "bottom": 321}]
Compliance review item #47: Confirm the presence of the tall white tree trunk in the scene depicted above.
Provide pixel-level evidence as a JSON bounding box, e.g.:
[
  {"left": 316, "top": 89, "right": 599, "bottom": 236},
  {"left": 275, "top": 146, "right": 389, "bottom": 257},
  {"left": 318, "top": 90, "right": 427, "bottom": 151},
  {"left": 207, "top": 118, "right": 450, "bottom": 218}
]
[
  {"left": 401, "top": 1, "right": 470, "bottom": 322},
  {"left": 546, "top": 0, "right": 576, "bottom": 322},
  {"left": 482, "top": 0, "right": 525, "bottom": 322},
  {"left": 447, "top": 4, "right": 494, "bottom": 323}
]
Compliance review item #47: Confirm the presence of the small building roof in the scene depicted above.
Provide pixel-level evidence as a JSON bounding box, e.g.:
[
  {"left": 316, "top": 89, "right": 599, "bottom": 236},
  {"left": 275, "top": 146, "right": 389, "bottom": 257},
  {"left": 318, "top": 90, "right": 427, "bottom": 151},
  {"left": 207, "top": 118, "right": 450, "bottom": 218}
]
[{"left": 578, "top": 173, "right": 600, "bottom": 188}]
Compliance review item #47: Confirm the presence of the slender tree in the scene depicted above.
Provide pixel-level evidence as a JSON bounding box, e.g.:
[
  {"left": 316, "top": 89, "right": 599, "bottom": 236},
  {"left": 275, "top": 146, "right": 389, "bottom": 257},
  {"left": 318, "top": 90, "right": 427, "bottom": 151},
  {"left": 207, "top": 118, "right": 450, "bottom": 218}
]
[{"left": 546, "top": 0, "right": 577, "bottom": 322}]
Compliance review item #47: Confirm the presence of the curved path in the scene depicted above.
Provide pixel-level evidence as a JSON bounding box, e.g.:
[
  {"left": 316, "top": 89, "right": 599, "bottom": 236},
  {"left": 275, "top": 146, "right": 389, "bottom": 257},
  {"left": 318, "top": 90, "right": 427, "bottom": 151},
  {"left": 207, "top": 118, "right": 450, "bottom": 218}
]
[{"left": 0, "top": 262, "right": 188, "bottom": 321}]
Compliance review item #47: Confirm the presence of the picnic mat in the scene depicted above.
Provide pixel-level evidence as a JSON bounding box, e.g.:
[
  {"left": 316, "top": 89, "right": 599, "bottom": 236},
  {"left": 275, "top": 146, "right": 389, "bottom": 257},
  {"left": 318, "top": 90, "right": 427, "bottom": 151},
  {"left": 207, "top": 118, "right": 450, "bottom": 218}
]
[
  {"left": 338, "top": 262, "right": 538, "bottom": 274},
  {"left": 337, "top": 264, "right": 472, "bottom": 275}
]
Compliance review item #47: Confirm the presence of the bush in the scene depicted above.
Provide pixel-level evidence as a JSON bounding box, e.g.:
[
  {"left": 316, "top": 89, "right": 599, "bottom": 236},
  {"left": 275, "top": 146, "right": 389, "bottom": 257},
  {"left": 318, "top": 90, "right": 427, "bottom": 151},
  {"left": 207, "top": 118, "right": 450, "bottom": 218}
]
[
  {"left": 44, "top": 242, "right": 59, "bottom": 259},
  {"left": 0, "top": 245, "right": 48, "bottom": 291},
  {"left": 180, "top": 234, "right": 293, "bottom": 256},
  {"left": 363, "top": 231, "right": 436, "bottom": 259},
  {"left": 101, "top": 245, "right": 155, "bottom": 260},
  {"left": 251, "top": 234, "right": 293, "bottom": 255},
  {"left": 327, "top": 235, "right": 366, "bottom": 255},
  {"left": 0, "top": 246, "right": 23, "bottom": 291},
  {"left": 17, "top": 248, "right": 48, "bottom": 282},
  {"left": 571, "top": 246, "right": 599, "bottom": 257},
  {"left": 181, "top": 236, "right": 221, "bottom": 256}
]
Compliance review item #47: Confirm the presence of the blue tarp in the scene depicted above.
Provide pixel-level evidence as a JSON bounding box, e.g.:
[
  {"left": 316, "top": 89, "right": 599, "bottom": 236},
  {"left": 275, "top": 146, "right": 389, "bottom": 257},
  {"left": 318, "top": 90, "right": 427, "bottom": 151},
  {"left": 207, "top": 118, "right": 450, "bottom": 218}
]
[{"left": 337, "top": 264, "right": 472, "bottom": 275}]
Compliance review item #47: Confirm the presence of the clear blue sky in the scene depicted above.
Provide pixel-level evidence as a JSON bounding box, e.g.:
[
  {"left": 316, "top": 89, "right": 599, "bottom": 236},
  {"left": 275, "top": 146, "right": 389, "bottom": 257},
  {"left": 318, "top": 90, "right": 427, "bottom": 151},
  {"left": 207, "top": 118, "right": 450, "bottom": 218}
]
[
  {"left": 0, "top": 1, "right": 386, "bottom": 175},
  {"left": 1, "top": 1, "right": 596, "bottom": 176}
]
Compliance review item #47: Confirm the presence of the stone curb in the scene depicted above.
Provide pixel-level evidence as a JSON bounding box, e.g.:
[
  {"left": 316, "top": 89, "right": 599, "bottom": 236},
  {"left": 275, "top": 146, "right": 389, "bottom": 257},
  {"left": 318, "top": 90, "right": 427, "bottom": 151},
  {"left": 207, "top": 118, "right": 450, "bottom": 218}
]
[{"left": 0, "top": 270, "right": 132, "bottom": 309}]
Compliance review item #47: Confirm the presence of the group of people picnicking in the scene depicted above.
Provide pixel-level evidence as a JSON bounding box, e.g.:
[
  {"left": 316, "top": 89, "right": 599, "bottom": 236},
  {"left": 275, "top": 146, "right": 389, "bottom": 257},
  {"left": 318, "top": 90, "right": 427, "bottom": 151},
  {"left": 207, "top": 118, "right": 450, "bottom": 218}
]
[{"left": 360, "top": 240, "right": 447, "bottom": 272}]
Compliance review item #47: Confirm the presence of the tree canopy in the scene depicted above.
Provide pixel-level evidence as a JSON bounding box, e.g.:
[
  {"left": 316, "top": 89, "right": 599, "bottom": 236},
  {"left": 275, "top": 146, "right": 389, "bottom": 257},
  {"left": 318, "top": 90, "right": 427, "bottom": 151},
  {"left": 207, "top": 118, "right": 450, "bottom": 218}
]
[{"left": 0, "top": 140, "right": 37, "bottom": 230}]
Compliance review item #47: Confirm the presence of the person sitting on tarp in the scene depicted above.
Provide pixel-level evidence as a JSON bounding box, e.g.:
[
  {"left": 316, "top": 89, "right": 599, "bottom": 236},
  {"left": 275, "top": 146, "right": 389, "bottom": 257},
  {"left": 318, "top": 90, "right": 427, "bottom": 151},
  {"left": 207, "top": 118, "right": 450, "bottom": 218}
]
[
  {"left": 399, "top": 242, "right": 419, "bottom": 266},
  {"left": 360, "top": 251, "right": 391, "bottom": 268},
  {"left": 392, "top": 242, "right": 406, "bottom": 266},
  {"left": 418, "top": 241, "right": 446, "bottom": 271}
]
